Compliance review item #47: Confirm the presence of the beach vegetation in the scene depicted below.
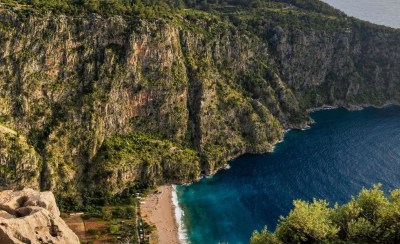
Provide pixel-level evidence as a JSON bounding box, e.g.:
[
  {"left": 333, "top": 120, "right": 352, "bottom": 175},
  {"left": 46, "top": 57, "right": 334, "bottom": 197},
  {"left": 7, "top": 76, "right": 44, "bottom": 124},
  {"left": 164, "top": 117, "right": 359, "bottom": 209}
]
[
  {"left": 86, "top": 229, "right": 101, "bottom": 236},
  {"left": 102, "top": 208, "right": 113, "bottom": 221},
  {"left": 108, "top": 224, "right": 120, "bottom": 234}
]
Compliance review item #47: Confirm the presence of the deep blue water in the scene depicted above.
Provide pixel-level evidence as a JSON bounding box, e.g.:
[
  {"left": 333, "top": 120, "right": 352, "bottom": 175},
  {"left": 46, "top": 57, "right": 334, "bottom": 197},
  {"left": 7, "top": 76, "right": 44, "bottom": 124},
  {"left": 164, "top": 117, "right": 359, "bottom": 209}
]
[
  {"left": 322, "top": 0, "right": 400, "bottom": 28},
  {"left": 177, "top": 107, "right": 400, "bottom": 243}
]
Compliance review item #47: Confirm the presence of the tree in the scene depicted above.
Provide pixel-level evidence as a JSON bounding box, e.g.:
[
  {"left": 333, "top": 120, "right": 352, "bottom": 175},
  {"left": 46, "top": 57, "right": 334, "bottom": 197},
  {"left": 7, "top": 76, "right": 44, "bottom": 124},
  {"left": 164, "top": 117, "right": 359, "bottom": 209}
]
[
  {"left": 102, "top": 208, "right": 113, "bottom": 220},
  {"left": 251, "top": 185, "right": 400, "bottom": 244},
  {"left": 82, "top": 0, "right": 100, "bottom": 12},
  {"left": 108, "top": 224, "right": 120, "bottom": 234}
]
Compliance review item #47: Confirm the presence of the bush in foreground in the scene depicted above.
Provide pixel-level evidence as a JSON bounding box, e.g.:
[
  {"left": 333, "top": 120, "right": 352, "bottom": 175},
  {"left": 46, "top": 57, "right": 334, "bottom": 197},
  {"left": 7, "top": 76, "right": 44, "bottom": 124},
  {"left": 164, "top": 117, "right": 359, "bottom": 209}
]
[{"left": 251, "top": 185, "right": 400, "bottom": 243}]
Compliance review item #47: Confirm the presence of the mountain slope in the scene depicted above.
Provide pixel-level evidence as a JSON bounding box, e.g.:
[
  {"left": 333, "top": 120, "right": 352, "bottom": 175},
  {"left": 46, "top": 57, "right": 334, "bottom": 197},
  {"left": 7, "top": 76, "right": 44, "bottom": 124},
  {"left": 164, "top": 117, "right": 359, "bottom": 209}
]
[{"left": 0, "top": 0, "right": 399, "bottom": 203}]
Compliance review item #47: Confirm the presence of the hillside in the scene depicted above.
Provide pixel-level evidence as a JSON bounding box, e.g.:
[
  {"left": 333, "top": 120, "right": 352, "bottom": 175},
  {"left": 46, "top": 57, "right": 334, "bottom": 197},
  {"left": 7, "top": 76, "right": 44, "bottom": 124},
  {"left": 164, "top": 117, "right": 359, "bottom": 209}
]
[{"left": 0, "top": 0, "right": 399, "bottom": 205}]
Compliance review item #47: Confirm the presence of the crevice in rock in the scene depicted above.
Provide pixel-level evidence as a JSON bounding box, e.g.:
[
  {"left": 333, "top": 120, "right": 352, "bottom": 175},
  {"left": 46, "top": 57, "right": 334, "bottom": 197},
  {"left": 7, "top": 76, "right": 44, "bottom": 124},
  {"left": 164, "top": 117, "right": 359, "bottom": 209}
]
[
  {"left": 15, "top": 207, "right": 33, "bottom": 218},
  {"left": 13, "top": 232, "right": 31, "bottom": 244},
  {"left": 179, "top": 31, "right": 203, "bottom": 151},
  {"left": 49, "top": 220, "right": 60, "bottom": 237},
  {"left": 16, "top": 196, "right": 28, "bottom": 208}
]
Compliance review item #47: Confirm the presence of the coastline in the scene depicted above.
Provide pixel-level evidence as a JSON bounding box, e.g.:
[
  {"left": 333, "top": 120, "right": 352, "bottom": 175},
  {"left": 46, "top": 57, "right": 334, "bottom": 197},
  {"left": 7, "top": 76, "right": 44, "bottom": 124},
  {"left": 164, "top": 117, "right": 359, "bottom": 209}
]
[
  {"left": 141, "top": 103, "right": 400, "bottom": 244},
  {"left": 171, "top": 106, "right": 400, "bottom": 243},
  {"left": 198, "top": 103, "right": 400, "bottom": 184},
  {"left": 141, "top": 185, "right": 181, "bottom": 244},
  {"left": 306, "top": 102, "right": 398, "bottom": 113},
  {"left": 172, "top": 185, "right": 189, "bottom": 244},
  {"left": 175, "top": 103, "right": 400, "bottom": 187}
]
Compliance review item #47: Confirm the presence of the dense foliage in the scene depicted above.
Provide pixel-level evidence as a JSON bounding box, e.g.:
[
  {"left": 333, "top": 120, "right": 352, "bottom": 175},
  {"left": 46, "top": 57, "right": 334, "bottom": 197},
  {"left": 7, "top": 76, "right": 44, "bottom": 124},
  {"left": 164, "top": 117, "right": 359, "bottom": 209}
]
[
  {"left": 0, "top": 0, "right": 343, "bottom": 16},
  {"left": 90, "top": 132, "right": 201, "bottom": 188},
  {"left": 0, "top": 132, "right": 41, "bottom": 190},
  {"left": 251, "top": 185, "right": 400, "bottom": 244}
]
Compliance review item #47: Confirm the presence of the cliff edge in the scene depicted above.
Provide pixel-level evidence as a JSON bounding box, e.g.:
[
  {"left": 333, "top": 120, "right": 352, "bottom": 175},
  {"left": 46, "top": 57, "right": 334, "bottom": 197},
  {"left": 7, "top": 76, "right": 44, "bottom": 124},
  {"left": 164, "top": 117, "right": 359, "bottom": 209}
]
[{"left": 0, "top": 188, "right": 79, "bottom": 244}]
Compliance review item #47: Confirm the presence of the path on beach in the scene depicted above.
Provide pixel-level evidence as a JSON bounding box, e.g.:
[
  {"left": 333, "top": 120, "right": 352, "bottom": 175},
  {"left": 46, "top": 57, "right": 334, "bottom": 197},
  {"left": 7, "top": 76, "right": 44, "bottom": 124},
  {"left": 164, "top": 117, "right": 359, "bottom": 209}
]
[{"left": 141, "top": 185, "right": 179, "bottom": 244}]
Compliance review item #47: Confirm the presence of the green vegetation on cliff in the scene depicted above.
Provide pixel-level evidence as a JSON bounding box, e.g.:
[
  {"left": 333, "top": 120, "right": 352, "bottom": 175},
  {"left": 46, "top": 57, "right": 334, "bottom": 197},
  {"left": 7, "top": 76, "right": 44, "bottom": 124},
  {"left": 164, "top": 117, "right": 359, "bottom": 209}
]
[
  {"left": 251, "top": 185, "right": 400, "bottom": 244},
  {"left": 0, "top": 127, "right": 41, "bottom": 190},
  {"left": 0, "top": 0, "right": 343, "bottom": 16},
  {"left": 91, "top": 132, "right": 200, "bottom": 190},
  {"left": 0, "top": 0, "right": 399, "bottom": 204}
]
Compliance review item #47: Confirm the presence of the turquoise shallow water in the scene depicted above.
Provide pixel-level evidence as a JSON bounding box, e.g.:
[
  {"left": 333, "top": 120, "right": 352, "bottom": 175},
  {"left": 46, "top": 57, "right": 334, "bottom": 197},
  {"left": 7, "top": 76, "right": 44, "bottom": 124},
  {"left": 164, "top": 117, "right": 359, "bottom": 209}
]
[{"left": 177, "top": 107, "right": 400, "bottom": 243}]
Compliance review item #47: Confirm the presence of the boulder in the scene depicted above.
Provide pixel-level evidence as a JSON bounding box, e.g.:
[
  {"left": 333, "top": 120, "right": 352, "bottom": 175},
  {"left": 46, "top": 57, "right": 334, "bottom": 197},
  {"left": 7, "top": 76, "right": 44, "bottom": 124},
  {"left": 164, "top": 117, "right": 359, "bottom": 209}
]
[{"left": 0, "top": 188, "right": 79, "bottom": 244}]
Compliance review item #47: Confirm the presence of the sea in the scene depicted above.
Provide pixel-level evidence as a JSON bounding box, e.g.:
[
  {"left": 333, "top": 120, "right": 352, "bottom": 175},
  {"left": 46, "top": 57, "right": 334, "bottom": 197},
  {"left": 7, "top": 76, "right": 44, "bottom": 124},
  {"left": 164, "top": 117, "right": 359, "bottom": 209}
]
[{"left": 175, "top": 1, "right": 400, "bottom": 243}]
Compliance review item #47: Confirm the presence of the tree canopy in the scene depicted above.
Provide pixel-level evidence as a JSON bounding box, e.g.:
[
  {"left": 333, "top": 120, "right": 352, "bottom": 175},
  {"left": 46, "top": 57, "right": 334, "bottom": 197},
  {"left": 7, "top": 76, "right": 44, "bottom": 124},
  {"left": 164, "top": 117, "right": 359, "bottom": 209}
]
[
  {"left": 251, "top": 185, "right": 400, "bottom": 244},
  {"left": 0, "top": 0, "right": 343, "bottom": 16}
]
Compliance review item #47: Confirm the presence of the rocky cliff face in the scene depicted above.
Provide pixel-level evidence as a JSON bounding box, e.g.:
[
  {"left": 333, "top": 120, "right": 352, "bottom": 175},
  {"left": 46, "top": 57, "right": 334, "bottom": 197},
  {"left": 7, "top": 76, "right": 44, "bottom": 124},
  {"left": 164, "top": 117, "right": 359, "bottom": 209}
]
[
  {"left": 0, "top": 5, "right": 399, "bottom": 199},
  {"left": 0, "top": 126, "right": 41, "bottom": 191},
  {"left": 0, "top": 188, "right": 79, "bottom": 244},
  {"left": 267, "top": 23, "right": 400, "bottom": 107}
]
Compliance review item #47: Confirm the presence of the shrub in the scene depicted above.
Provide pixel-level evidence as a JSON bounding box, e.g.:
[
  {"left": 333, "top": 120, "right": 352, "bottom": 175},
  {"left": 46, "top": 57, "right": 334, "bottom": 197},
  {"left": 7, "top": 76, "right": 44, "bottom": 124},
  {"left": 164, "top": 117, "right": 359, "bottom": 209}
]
[
  {"left": 108, "top": 224, "right": 120, "bottom": 234},
  {"left": 251, "top": 185, "right": 400, "bottom": 244},
  {"left": 112, "top": 206, "right": 128, "bottom": 218},
  {"left": 102, "top": 208, "right": 113, "bottom": 221},
  {"left": 86, "top": 229, "right": 100, "bottom": 235}
]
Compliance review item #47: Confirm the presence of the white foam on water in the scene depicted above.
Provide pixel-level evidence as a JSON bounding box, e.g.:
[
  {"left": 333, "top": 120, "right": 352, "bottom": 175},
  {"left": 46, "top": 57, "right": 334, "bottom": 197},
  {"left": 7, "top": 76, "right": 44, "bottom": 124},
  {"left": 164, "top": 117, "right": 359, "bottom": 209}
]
[
  {"left": 172, "top": 185, "right": 189, "bottom": 244},
  {"left": 284, "top": 129, "right": 292, "bottom": 134}
]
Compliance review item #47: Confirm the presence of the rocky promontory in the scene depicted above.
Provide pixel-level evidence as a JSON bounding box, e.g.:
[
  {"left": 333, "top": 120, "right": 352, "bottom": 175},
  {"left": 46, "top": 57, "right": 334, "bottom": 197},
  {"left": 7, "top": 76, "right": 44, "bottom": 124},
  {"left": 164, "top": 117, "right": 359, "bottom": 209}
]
[{"left": 0, "top": 188, "right": 79, "bottom": 244}]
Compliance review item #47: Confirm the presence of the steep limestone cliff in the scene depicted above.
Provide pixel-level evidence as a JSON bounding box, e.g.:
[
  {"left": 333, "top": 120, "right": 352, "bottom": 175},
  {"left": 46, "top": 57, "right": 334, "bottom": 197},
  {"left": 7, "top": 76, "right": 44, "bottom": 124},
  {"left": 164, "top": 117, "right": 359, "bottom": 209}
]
[
  {"left": 0, "top": 125, "right": 41, "bottom": 190},
  {"left": 0, "top": 2, "right": 399, "bottom": 200},
  {"left": 267, "top": 22, "right": 400, "bottom": 107}
]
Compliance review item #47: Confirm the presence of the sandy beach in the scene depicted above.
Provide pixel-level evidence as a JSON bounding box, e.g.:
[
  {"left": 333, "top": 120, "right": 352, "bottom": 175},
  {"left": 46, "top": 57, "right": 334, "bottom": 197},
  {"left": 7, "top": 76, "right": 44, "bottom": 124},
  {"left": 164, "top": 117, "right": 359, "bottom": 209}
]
[{"left": 141, "top": 185, "right": 180, "bottom": 244}]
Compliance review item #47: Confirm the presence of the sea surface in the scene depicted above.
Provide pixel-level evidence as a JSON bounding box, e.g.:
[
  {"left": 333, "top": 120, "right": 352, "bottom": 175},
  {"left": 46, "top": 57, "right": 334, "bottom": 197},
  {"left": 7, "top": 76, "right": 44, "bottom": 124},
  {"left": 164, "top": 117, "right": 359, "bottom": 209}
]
[
  {"left": 176, "top": 106, "right": 400, "bottom": 243},
  {"left": 322, "top": 0, "right": 400, "bottom": 28}
]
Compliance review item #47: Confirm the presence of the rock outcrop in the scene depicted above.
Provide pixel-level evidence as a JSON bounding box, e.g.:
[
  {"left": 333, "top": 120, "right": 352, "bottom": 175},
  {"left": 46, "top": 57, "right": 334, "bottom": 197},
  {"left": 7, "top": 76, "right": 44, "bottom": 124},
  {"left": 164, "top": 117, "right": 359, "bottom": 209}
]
[{"left": 0, "top": 189, "right": 79, "bottom": 244}]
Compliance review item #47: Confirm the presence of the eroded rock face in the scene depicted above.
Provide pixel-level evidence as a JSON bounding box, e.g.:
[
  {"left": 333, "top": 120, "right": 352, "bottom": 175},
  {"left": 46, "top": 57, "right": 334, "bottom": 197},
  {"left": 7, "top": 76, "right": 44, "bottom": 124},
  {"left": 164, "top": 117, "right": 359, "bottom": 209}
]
[
  {"left": 0, "top": 6, "right": 400, "bottom": 196},
  {"left": 0, "top": 132, "right": 41, "bottom": 191},
  {"left": 0, "top": 189, "right": 79, "bottom": 244}
]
